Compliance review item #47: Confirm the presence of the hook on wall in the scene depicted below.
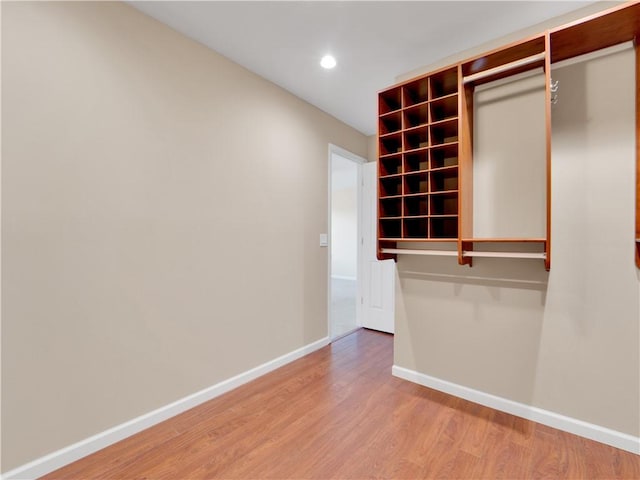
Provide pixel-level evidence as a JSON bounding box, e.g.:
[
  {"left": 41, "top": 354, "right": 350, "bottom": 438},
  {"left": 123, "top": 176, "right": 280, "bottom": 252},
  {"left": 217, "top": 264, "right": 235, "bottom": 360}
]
[{"left": 550, "top": 79, "right": 559, "bottom": 105}]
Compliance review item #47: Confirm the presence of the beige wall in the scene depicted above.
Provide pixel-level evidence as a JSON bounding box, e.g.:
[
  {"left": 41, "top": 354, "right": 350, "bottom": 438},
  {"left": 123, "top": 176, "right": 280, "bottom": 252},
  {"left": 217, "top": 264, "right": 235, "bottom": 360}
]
[
  {"left": 394, "top": 13, "right": 639, "bottom": 439},
  {"left": 473, "top": 73, "right": 547, "bottom": 238},
  {"left": 367, "top": 134, "right": 377, "bottom": 163},
  {"left": 1, "top": 1, "right": 367, "bottom": 471}
]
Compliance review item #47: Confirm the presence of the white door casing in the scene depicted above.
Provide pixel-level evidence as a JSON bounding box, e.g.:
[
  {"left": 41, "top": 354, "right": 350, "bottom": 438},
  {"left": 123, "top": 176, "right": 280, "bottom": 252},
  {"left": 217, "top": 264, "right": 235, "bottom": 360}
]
[{"left": 328, "top": 145, "right": 365, "bottom": 340}]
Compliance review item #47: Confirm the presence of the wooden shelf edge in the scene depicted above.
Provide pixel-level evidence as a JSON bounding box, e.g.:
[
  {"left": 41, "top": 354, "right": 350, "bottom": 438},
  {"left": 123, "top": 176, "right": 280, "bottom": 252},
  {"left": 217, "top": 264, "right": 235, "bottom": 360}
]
[
  {"left": 463, "top": 251, "right": 546, "bottom": 260},
  {"left": 381, "top": 248, "right": 458, "bottom": 257},
  {"left": 379, "top": 131, "right": 402, "bottom": 139},
  {"left": 379, "top": 238, "right": 458, "bottom": 243},
  {"left": 431, "top": 92, "right": 459, "bottom": 102},
  {"left": 379, "top": 109, "right": 402, "bottom": 117},
  {"left": 463, "top": 52, "right": 546, "bottom": 85},
  {"left": 381, "top": 248, "right": 547, "bottom": 261},
  {"left": 461, "top": 238, "right": 547, "bottom": 243},
  {"left": 550, "top": 1, "right": 640, "bottom": 63},
  {"left": 430, "top": 165, "right": 459, "bottom": 173}
]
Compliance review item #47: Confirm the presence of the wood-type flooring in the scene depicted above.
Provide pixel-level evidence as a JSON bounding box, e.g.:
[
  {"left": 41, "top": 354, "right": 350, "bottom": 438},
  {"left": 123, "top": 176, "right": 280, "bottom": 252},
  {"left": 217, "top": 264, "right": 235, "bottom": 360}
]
[{"left": 42, "top": 328, "right": 640, "bottom": 479}]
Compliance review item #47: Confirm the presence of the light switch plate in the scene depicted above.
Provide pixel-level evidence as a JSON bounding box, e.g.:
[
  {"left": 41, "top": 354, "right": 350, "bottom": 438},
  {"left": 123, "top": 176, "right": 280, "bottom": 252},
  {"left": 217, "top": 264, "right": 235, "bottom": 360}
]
[{"left": 319, "top": 233, "right": 328, "bottom": 247}]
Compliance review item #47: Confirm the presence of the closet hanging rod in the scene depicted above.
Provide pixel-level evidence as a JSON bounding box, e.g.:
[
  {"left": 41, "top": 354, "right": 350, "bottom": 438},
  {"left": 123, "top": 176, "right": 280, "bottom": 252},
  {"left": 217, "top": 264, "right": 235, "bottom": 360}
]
[
  {"left": 462, "top": 52, "right": 546, "bottom": 85},
  {"left": 381, "top": 248, "right": 546, "bottom": 260},
  {"left": 380, "top": 248, "right": 458, "bottom": 257},
  {"left": 463, "top": 251, "right": 546, "bottom": 260}
]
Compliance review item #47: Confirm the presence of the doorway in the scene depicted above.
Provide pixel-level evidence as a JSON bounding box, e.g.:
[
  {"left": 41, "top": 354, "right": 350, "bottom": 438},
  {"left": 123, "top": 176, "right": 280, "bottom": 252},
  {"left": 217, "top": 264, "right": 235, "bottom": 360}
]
[{"left": 329, "top": 146, "right": 364, "bottom": 340}]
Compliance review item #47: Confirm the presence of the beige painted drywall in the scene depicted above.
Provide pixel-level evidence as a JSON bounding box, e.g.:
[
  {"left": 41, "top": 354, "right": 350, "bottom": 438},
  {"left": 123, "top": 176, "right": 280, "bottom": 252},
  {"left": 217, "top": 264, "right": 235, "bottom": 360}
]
[
  {"left": 535, "top": 45, "right": 638, "bottom": 434},
  {"left": 367, "top": 134, "right": 377, "bottom": 163},
  {"left": 1, "top": 1, "right": 367, "bottom": 471},
  {"left": 473, "top": 73, "right": 547, "bottom": 238},
  {"left": 394, "top": 38, "right": 639, "bottom": 439}
]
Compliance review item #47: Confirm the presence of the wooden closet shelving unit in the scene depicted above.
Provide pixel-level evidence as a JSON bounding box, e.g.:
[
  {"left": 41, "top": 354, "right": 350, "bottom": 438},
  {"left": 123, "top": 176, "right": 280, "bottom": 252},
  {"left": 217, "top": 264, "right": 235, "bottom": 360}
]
[
  {"left": 376, "top": 0, "right": 640, "bottom": 270},
  {"left": 378, "top": 65, "right": 460, "bottom": 260}
]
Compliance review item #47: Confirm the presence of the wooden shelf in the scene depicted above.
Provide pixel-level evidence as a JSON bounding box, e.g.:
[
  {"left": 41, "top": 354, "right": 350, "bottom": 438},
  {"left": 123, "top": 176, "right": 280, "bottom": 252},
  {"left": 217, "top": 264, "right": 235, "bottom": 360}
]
[
  {"left": 403, "top": 146, "right": 430, "bottom": 155},
  {"left": 463, "top": 251, "right": 546, "bottom": 260},
  {"left": 382, "top": 248, "right": 458, "bottom": 257},
  {"left": 380, "top": 238, "right": 457, "bottom": 243},
  {"left": 461, "top": 238, "right": 546, "bottom": 243},
  {"left": 430, "top": 165, "right": 458, "bottom": 173},
  {"left": 551, "top": 1, "right": 640, "bottom": 63},
  {"left": 461, "top": 35, "right": 546, "bottom": 86}
]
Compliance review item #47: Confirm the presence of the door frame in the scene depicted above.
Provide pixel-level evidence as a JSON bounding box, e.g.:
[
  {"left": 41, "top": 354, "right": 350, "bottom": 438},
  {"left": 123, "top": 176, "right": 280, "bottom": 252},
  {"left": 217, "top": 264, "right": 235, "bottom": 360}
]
[{"left": 327, "top": 144, "right": 367, "bottom": 341}]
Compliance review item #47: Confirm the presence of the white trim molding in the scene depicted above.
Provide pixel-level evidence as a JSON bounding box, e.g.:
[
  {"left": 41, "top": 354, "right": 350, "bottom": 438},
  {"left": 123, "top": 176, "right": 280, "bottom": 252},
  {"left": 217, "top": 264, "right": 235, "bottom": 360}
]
[
  {"left": 1, "top": 337, "right": 330, "bottom": 480},
  {"left": 330, "top": 274, "right": 357, "bottom": 282},
  {"left": 392, "top": 365, "right": 640, "bottom": 455}
]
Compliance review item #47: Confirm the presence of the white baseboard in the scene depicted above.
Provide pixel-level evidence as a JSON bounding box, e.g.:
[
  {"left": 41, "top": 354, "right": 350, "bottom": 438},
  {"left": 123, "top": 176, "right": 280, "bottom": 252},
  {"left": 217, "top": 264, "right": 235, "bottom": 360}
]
[
  {"left": 1, "top": 337, "right": 330, "bottom": 480},
  {"left": 392, "top": 365, "right": 640, "bottom": 455}
]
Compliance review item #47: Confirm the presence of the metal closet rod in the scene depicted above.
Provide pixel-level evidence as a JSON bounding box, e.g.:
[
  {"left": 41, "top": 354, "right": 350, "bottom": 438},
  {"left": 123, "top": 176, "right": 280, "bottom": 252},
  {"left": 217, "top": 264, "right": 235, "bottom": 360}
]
[
  {"left": 381, "top": 248, "right": 458, "bottom": 257},
  {"left": 381, "top": 248, "right": 546, "bottom": 260},
  {"left": 462, "top": 52, "right": 546, "bottom": 85}
]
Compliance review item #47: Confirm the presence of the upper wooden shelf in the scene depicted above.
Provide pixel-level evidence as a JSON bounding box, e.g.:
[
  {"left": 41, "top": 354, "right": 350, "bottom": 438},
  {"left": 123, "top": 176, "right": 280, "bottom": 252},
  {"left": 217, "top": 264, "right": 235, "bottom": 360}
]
[
  {"left": 551, "top": 1, "right": 640, "bottom": 63},
  {"left": 461, "top": 35, "right": 546, "bottom": 87},
  {"left": 461, "top": 238, "right": 547, "bottom": 243}
]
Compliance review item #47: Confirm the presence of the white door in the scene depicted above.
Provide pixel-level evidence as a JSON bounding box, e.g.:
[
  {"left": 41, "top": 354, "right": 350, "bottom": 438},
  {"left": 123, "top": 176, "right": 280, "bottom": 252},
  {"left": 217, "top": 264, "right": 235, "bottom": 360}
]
[{"left": 361, "top": 162, "right": 395, "bottom": 333}]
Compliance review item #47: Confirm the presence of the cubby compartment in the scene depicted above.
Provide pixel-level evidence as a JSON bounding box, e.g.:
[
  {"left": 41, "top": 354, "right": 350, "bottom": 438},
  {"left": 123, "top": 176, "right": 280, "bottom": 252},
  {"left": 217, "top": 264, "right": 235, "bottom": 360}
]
[
  {"left": 404, "top": 150, "right": 428, "bottom": 173},
  {"left": 404, "top": 195, "right": 428, "bottom": 217},
  {"left": 379, "top": 111, "right": 402, "bottom": 135},
  {"left": 379, "top": 87, "right": 402, "bottom": 114},
  {"left": 379, "top": 155, "right": 402, "bottom": 176},
  {"left": 431, "top": 143, "right": 459, "bottom": 169},
  {"left": 405, "top": 173, "right": 428, "bottom": 195},
  {"left": 403, "top": 78, "right": 429, "bottom": 107},
  {"left": 404, "top": 218, "right": 429, "bottom": 238},
  {"left": 429, "top": 67, "right": 458, "bottom": 99},
  {"left": 430, "top": 192, "right": 458, "bottom": 215},
  {"left": 430, "top": 217, "right": 458, "bottom": 239},
  {"left": 431, "top": 169, "right": 458, "bottom": 193},
  {"left": 379, "top": 197, "right": 402, "bottom": 218},
  {"left": 430, "top": 94, "right": 458, "bottom": 122},
  {"left": 404, "top": 104, "right": 429, "bottom": 129},
  {"left": 379, "top": 133, "right": 402, "bottom": 156},
  {"left": 404, "top": 128, "right": 429, "bottom": 151},
  {"left": 379, "top": 177, "right": 403, "bottom": 197},
  {"left": 430, "top": 118, "right": 458, "bottom": 146},
  {"left": 379, "top": 218, "right": 402, "bottom": 239}
]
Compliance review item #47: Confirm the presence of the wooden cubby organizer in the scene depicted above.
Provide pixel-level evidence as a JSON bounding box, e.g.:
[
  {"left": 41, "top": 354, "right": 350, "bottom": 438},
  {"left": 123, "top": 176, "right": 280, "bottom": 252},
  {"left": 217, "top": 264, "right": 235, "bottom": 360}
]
[
  {"left": 378, "top": 66, "right": 460, "bottom": 259},
  {"left": 377, "top": 0, "right": 640, "bottom": 270}
]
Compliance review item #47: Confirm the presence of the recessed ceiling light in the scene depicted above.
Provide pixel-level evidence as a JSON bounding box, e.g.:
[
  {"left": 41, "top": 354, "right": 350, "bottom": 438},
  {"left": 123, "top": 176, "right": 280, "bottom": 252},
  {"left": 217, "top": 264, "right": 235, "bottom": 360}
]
[{"left": 320, "top": 55, "right": 337, "bottom": 69}]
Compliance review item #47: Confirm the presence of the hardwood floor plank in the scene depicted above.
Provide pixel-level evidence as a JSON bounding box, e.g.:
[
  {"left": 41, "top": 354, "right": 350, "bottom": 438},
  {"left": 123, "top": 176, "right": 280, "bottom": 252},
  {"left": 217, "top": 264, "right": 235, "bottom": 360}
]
[
  {"left": 41, "top": 329, "right": 640, "bottom": 480},
  {"left": 472, "top": 438, "right": 528, "bottom": 479},
  {"left": 613, "top": 443, "right": 640, "bottom": 480},
  {"left": 525, "top": 425, "right": 563, "bottom": 479}
]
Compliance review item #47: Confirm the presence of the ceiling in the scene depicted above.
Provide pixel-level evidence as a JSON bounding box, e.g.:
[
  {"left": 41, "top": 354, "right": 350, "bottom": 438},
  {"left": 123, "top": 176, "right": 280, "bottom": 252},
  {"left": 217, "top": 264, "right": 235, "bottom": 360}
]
[{"left": 129, "top": 1, "right": 594, "bottom": 136}]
